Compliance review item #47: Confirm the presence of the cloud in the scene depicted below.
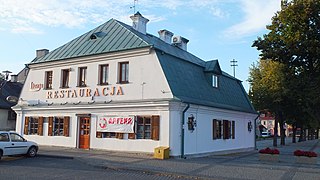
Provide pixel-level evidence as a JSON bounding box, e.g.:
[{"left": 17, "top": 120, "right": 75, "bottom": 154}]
[
  {"left": 223, "top": 0, "right": 281, "bottom": 39},
  {"left": 0, "top": 0, "right": 134, "bottom": 33}
]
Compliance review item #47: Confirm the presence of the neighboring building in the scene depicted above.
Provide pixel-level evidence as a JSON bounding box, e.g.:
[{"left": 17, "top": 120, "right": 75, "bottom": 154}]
[
  {"left": 13, "top": 13, "right": 257, "bottom": 157},
  {"left": 258, "top": 111, "right": 291, "bottom": 137},
  {"left": 0, "top": 78, "right": 23, "bottom": 131}
]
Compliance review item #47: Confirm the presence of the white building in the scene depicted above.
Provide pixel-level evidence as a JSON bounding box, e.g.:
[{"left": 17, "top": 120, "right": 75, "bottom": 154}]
[{"left": 13, "top": 12, "right": 257, "bottom": 157}]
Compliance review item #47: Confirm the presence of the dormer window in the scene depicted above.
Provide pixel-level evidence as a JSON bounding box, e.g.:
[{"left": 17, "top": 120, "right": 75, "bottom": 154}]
[
  {"left": 212, "top": 75, "right": 218, "bottom": 88},
  {"left": 90, "top": 32, "right": 107, "bottom": 40}
]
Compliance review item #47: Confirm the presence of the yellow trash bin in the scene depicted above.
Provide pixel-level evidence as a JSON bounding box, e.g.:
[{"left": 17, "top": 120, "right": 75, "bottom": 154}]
[{"left": 154, "top": 146, "right": 170, "bottom": 159}]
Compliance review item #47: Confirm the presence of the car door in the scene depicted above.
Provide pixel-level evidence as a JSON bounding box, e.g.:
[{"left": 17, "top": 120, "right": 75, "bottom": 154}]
[
  {"left": 0, "top": 133, "right": 12, "bottom": 156},
  {"left": 9, "top": 133, "right": 29, "bottom": 155}
]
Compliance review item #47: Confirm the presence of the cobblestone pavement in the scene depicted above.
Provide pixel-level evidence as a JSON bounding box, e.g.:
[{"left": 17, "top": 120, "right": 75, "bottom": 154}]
[{"left": 38, "top": 138, "right": 320, "bottom": 180}]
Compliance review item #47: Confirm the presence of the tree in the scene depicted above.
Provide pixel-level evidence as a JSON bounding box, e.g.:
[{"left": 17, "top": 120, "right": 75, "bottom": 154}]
[
  {"left": 252, "top": 0, "right": 320, "bottom": 139},
  {"left": 248, "top": 60, "right": 288, "bottom": 146}
]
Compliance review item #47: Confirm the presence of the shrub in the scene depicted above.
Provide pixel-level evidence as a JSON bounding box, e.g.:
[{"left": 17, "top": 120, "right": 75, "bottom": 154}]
[
  {"left": 294, "top": 150, "right": 317, "bottom": 157},
  {"left": 259, "top": 147, "right": 280, "bottom": 154}
]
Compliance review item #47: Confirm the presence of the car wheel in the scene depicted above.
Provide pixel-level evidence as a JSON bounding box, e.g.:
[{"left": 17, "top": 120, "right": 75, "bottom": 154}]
[
  {"left": 27, "top": 146, "right": 37, "bottom": 157},
  {"left": 0, "top": 150, "right": 3, "bottom": 160}
]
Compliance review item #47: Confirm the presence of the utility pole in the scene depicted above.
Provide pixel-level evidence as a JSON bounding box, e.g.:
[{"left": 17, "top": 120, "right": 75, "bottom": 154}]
[{"left": 230, "top": 59, "right": 238, "bottom": 78}]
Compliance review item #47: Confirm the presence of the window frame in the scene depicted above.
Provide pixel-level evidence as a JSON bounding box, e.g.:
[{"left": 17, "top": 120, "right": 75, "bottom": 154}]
[
  {"left": 119, "top": 62, "right": 129, "bottom": 84},
  {"left": 61, "top": 69, "right": 70, "bottom": 88},
  {"left": 78, "top": 67, "right": 87, "bottom": 87},
  {"left": 212, "top": 74, "right": 218, "bottom": 88},
  {"left": 212, "top": 119, "right": 222, "bottom": 139},
  {"left": 99, "top": 64, "right": 109, "bottom": 85},
  {"left": 45, "top": 71, "right": 53, "bottom": 89}
]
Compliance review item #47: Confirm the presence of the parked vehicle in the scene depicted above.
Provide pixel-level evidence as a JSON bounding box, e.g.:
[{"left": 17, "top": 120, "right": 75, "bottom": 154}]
[
  {"left": 261, "top": 131, "right": 271, "bottom": 138},
  {"left": 0, "top": 131, "right": 38, "bottom": 160}
]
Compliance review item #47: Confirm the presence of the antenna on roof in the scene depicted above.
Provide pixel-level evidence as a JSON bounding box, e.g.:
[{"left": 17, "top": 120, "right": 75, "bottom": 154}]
[
  {"left": 130, "top": 0, "right": 138, "bottom": 14},
  {"left": 230, "top": 59, "right": 238, "bottom": 78}
]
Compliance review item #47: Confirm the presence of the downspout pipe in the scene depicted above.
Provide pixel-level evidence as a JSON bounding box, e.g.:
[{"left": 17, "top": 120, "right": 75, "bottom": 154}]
[
  {"left": 254, "top": 113, "right": 260, "bottom": 150},
  {"left": 181, "top": 103, "right": 190, "bottom": 159}
]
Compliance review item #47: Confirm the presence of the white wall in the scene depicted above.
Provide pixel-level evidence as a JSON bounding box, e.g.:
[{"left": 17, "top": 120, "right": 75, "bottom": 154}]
[
  {"left": 169, "top": 103, "right": 256, "bottom": 157},
  {"left": 18, "top": 49, "right": 172, "bottom": 105},
  {"left": 14, "top": 49, "right": 173, "bottom": 153}
]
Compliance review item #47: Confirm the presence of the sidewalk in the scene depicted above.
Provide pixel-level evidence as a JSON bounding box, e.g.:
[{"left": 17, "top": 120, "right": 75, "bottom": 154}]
[{"left": 38, "top": 138, "right": 320, "bottom": 180}]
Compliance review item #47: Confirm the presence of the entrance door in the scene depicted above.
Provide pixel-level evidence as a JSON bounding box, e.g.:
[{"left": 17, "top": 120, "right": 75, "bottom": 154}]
[{"left": 79, "top": 117, "right": 90, "bottom": 149}]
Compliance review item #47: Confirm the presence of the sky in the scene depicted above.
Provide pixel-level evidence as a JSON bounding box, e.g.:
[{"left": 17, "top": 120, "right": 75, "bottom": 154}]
[{"left": 0, "top": 0, "right": 281, "bottom": 91}]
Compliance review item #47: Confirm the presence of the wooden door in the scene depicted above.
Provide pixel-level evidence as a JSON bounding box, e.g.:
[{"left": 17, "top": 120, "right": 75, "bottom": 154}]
[{"left": 79, "top": 117, "right": 90, "bottom": 149}]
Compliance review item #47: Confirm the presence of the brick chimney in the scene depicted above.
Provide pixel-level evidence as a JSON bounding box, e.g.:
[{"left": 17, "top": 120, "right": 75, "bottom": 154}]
[
  {"left": 158, "top": 29, "right": 174, "bottom": 44},
  {"left": 130, "top": 12, "right": 149, "bottom": 34},
  {"left": 36, "top": 49, "right": 49, "bottom": 58}
]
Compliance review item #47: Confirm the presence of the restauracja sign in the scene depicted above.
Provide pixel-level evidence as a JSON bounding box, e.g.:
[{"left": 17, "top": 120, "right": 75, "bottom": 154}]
[{"left": 46, "top": 86, "right": 124, "bottom": 99}]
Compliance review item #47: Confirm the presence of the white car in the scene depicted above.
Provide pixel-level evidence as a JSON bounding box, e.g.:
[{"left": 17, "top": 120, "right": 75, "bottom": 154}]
[
  {"left": 261, "top": 131, "right": 271, "bottom": 138},
  {"left": 0, "top": 131, "right": 38, "bottom": 160}
]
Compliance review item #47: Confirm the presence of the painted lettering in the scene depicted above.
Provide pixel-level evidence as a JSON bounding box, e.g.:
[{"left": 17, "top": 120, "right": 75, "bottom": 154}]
[
  {"left": 46, "top": 91, "right": 53, "bottom": 99},
  {"left": 86, "top": 89, "right": 91, "bottom": 97}
]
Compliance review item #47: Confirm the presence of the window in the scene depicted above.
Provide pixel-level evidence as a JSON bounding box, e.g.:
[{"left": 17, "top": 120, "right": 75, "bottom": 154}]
[
  {"left": 10, "top": 133, "right": 24, "bottom": 142},
  {"left": 45, "top": 71, "right": 53, "bottom": 89},
  {"left": 119, "top": 62, "right": 129, "bottom": 83},
  {"left": 99, "top": 64, "right": 109, "bottom": 85},
  {"left": 61, "top": 69, "right": 70, "bottom": 88},
  {"left": 137, "top": 116, "right": 151, "bottom": 139},
  {"left": 131, "top": 115, "right": 159, "bottom": 140},
  {"left": 212, "top": 75, "right": 218, "bottom": 88},
  {"left": 48, "top": 116, "right": 70, "bottom": 137},
  {"left": 213, "top": 119, "right": 235, "bottom": 140},
  {"left": 7, "top": 109, "right": 16, "bottom": 120},
  {"left": 212, "top": 119, "right": 222, "bottom": 139},
  {"left": 96, "top": 132, "right": 124, "bottom": 139},
  {"left": 24, "top": 117, "right": 44, "bottom": 136},
  {"left": 53, "top": 117, "right": 64, "bottom": 136},
  {"left": 78, "top": 67, "right": 87, "bottom": 87},
  {"left": 0, "top": 133, "right": 9, "bottom": 142}
]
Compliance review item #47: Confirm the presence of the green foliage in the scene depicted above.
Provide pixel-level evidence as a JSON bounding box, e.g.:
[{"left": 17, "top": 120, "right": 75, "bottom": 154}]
[
  {"left": 252, "top": 0, "right": 320, "bottom": 128},
  {"left": 248, "top": 60, "right": 287, "bottom": 112}
]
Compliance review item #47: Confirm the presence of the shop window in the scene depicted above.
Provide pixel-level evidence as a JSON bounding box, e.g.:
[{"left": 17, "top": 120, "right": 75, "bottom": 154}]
[
  {"left": 48, "top": 116, "right": 70, "bottom": 137},
  {"left": 61, "top": 69, "right": 70, "bottom": 88},
  {"left": 131, "top": 115, "right": 159, "bottom": 140},
  {"left": 118, "top": 62, "right": 129, "bottom": 84},
  {"left": 24, "top": 117, "right": 44, "bottom": 136},
  {"left": 96, "top": 132, "right": 123, "bottom": 139},
  {"left": 45, "top": 71, "right": 53, "bottom": 89},
  {"left": 99, "top": 64, "right": 109, "bottom": 85},
  {"left": 212, "top": 119, "right": 222, "bottom": 139},
  {"left": 78, "top": 67, "right": 87, "bottom": 87}
]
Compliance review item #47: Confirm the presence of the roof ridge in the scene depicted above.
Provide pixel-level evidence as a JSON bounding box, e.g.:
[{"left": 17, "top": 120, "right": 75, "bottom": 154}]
[{"left": 113, "top": 19, "right": 151, "bottom": 47}]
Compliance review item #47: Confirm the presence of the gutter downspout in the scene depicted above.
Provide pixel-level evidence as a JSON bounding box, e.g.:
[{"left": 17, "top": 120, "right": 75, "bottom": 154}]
[
  {"left": 254, "top": 113, "right": 260, "bottom": 150},
  {"left": 181, "top": 103, "right": 190, "bottom": 159}
]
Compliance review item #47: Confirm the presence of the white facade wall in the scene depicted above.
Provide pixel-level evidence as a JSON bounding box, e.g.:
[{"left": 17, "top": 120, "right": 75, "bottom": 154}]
[
  {"left": 14, "top": 47, "right": 256, "bottom": 156},
  {"left": 169, "top": 103, "right": 256, "bottom": 157},
  {"left": 14, "top": 49, "right": 174, "bottom": 153}
]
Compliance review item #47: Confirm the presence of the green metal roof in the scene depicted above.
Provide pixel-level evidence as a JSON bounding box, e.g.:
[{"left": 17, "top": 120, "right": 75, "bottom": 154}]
[
  {"left": 30, "top": 19, "right": 150, "bottom": 64},
  {"left": 156, "top": 50, "right": 256, "bottom": 113},
  {"left": 29, "top": 17, "right": 256, "bottom": 114}
]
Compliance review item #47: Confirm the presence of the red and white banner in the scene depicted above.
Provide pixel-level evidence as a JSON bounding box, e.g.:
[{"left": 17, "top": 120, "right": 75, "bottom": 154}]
[{"left": 97, "top": 116, "right": 134, "bottom": 133}]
